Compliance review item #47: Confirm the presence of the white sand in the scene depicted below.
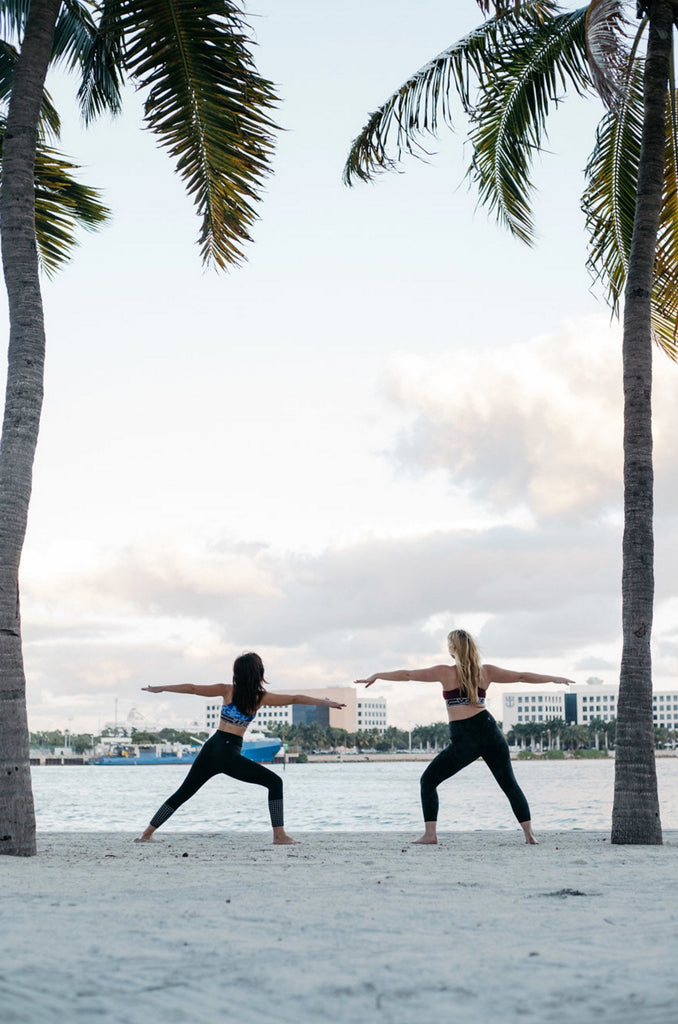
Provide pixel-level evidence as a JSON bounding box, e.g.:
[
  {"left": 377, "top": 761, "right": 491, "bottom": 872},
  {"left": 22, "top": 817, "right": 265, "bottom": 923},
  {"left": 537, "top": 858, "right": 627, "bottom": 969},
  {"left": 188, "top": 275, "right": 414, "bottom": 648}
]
[{"left": 2, "top": 830, "right": 677, "bottom": 1024}]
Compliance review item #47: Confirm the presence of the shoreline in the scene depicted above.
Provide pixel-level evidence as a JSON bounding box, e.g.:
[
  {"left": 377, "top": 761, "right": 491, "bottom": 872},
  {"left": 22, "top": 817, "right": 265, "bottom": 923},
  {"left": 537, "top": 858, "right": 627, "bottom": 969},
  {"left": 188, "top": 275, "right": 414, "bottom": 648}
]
[
  {"left": 3, "top": 830, "right": 677, "bottom": 1024},
  {"left": 28, "top": 749, "right": 678, "bottom": 766}
]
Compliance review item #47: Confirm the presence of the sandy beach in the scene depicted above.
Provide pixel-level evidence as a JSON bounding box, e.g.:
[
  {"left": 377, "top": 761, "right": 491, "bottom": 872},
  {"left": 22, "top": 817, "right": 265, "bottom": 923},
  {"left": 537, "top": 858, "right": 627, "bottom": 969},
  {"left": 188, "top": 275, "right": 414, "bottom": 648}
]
[{"left": 2, "top": 830, "right": 677, "bottom": 1024}]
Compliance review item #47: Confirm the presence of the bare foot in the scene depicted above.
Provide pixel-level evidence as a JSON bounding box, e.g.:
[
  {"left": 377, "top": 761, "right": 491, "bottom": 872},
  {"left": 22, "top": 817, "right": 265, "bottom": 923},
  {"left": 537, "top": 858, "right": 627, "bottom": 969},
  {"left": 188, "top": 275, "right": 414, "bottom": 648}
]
[
  {"left": 273, "top": 831, "right": 301, "bottom": 845},
  {"left": 135, "top": 826, "right": 160, "bottom": 842},
  {"left": 520, "top": 821, "right": 538, "bottom": 845},
  {"left": 412, "top": 834, "right": 438, "bottom": 845}
]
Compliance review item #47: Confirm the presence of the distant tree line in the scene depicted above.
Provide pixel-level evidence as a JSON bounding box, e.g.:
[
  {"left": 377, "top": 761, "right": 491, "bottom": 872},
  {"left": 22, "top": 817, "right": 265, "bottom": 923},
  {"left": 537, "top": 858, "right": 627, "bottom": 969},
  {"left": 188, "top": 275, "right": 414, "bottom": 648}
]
[
  {"left": 28, "top": 719, "right": 677, "bottom": 757},
  {"left": 262, "top": 722, "right": 452, "bottom": 753},
  {"left": 506, "top": 717, "right": 676, "bottom": 753},
  {"left": 29, "top": 727, "right": 209, "bottom": 755}
]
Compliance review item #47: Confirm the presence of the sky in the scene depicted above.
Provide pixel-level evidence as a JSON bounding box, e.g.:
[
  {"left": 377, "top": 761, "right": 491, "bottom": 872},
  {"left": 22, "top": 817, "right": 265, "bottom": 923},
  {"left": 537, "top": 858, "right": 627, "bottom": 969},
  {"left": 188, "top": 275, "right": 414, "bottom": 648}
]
[{"left": 3, "top": 0, "right": 678, "bottom": 734}]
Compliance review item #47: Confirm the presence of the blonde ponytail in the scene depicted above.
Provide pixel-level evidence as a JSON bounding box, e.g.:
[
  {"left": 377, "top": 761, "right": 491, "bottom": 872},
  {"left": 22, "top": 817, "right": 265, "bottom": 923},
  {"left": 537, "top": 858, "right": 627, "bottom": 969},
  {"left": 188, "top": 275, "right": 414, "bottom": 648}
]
[{"left": 447, "top": 629, "right": 482, "bottom": 703}]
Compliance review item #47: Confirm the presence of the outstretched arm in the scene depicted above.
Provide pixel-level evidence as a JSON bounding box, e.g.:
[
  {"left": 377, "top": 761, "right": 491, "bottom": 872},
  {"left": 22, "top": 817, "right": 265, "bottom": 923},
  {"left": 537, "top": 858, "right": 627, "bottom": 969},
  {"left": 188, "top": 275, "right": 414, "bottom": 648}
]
[
  {"left": 484, "top": 665, "right": 574, "bottom": 686},
  {"left": 142, "top": 683, "right": 230, "bottom": 697},
  {"left": 261, "top": 693, "right": 346, "bottom": 709},
  {"left": 354, "top": 666, "right": 452, "bottom": 688}
]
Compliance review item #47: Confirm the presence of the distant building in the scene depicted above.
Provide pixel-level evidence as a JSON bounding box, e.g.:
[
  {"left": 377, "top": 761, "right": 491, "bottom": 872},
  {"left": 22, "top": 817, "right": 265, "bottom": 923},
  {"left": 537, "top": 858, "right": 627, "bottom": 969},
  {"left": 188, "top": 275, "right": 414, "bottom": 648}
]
[
  {"left": 205, "top": 687, "right": 387, "bottom": 734},
  {"left": 501, "top": 679, "right": 678, "bottom": 730},
  {"left": 501, "top": 689, "right": 566, "bottom": 729},
  {"left": 355, "top": 695, "right": 387, "bottom": 732}
]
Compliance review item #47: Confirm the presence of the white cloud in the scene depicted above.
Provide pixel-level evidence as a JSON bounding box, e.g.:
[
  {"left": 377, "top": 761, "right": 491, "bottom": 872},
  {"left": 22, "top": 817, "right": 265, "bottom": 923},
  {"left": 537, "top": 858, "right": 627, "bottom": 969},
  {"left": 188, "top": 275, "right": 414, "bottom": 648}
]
[{"left": 384, "top": 318, "right": 678, "bottom": 522}]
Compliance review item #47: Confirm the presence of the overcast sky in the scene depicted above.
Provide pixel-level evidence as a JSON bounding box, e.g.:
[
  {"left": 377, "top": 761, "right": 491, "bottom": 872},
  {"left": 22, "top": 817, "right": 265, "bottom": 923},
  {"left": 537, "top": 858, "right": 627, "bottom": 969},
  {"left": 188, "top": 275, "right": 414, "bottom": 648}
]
[{"left": 3, "top": 0, "right": 678, "bottom": 733}]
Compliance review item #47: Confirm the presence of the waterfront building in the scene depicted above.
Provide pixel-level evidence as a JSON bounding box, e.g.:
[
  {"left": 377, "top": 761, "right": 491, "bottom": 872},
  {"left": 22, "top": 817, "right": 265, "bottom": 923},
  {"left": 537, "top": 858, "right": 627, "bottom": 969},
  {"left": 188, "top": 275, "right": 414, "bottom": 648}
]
[
  {"left": 501, "top": 679, "right": 678, "bottom": 730},
  {"left": 501, "top": 689, "right": 566, "bottom": 729},
  {"left": 205, "top": 687, "right": 388, "bottom": 734}
]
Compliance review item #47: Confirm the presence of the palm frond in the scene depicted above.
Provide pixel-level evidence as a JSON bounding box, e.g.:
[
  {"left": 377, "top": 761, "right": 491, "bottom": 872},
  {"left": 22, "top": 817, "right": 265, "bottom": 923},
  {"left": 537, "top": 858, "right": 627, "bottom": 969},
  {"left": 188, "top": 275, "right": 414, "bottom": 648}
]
[
  {"left": 475, "top": 1, "right": 542, "bottom": 15},
  {"left": 585, "top": 0, "right": 633, "bottom": 110},
  {"left": 583, "top": 61, "right": 642, "bottom": 314},
  {"left": 343, "top": 1, "right": 562, "bottom": 187},
  {"left": 52, "top": 0, "right": 124, "bottom": 123},
  {"left": 583, "top": 53, "right": 678, "bottom": 361},
  {"left": 583, "top": 34, "right": 678, "bottom": 362},
  {"left": 0, "top": 118, "right": 111, "bottom": 275},
  {"left": 0, "top": 38, "right": 61, "bottom": 135},
  {"left": 468, "top": 6, "right": 591, "bottom": 244},
  {"left": 0, "top": 0, "right": 30, "bottom": 42},
  {"left": 651, "top": 59, "right": 678, "bottom": 360},
  {"left": 116, "top": 0, "right": 278, "bottom": 269}
]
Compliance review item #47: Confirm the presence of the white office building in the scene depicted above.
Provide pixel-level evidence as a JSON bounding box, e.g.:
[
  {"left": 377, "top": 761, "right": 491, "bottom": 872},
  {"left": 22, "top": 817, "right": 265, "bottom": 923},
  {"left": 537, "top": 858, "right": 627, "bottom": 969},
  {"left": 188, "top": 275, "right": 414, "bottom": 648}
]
[
  {"left": 502, "top": 679, "right": 678, "bottom": 730},
  {"left": 205, "top": 690, "right": 388, "bottom": 734},
  {"left": 356, "top": 696, "right": 388, "bottom": 732},
  {"left": 501, "top": 689, "right": 566, "bottom": 729}
]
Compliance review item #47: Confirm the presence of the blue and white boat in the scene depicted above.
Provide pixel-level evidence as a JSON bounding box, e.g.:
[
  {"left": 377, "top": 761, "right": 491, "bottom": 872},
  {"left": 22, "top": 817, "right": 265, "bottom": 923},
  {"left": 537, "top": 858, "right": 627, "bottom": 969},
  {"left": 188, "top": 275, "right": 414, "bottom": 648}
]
[{"left": 90, "top": 732, "right": 282, "bottom": 765}]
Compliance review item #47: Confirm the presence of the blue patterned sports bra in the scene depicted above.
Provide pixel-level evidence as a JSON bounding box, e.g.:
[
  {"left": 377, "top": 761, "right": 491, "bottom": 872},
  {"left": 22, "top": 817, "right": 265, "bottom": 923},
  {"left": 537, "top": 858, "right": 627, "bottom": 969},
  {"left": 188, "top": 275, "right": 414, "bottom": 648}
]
[{"left": 220, "top": 701, "right": 256, "bottom": 726}]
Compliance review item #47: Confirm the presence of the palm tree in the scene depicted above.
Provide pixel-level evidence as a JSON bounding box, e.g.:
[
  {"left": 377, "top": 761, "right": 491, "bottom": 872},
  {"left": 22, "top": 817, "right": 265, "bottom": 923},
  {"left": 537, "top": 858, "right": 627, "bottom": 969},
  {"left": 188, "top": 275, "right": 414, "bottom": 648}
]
[
  {"left": 0, "top": 0, "right": 278, "bottom": 856},
  {"left": 344, "top": 0, "right": 674, "bottom": 844}
]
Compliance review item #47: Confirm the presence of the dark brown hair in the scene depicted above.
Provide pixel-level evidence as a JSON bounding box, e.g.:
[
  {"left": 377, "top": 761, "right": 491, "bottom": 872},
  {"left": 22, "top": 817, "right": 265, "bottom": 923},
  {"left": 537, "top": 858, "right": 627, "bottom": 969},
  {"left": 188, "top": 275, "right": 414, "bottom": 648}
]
[{"left": 232, "top": 652, "right": 267, "bottom": 715}]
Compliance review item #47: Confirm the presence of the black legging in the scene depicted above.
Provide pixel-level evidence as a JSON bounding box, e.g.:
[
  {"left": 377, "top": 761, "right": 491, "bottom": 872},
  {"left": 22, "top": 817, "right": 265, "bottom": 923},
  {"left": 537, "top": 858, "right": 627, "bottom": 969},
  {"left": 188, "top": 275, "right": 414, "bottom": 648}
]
[
  {"left": 420, "top": 710, "right": 530, "bottom": 824},
  {"left": 148, "top": 731, "right": 284, "bottom": 830}
]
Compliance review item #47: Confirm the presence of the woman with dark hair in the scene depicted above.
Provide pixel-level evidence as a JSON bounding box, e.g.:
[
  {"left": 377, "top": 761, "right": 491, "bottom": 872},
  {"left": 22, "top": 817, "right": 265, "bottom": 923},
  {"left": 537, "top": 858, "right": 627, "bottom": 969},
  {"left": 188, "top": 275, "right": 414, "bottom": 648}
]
[
  {"left": 137, "top": 652, "right": 345, "bottom": 845},
  {"left": 355, "top": 629, "right": 574, "bottom": 845}
]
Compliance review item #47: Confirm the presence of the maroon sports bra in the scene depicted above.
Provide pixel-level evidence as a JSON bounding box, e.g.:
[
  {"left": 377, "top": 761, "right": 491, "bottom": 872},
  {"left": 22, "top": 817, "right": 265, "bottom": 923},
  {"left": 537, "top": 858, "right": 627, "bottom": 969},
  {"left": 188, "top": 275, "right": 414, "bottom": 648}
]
[{"left": 443, "top": 687, "right": 486, "bottom": 707}]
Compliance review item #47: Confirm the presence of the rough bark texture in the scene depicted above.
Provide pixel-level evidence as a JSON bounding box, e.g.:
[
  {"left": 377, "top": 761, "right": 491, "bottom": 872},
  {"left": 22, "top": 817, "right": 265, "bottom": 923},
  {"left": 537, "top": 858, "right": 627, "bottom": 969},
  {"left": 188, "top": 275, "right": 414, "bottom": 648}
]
[
  {"left": 610, "top": 0, "right": 671, "bottom": 845},
  {"left": 0, "top": 0, "right": 62, "bottom": 856}
]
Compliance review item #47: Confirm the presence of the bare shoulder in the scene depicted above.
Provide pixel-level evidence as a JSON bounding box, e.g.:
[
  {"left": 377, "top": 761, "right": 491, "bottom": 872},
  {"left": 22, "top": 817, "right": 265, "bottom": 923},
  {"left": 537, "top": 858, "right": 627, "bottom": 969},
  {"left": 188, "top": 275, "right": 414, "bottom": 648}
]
[{"left": 430, "top": 664, "right": 456, "bottom": 686}]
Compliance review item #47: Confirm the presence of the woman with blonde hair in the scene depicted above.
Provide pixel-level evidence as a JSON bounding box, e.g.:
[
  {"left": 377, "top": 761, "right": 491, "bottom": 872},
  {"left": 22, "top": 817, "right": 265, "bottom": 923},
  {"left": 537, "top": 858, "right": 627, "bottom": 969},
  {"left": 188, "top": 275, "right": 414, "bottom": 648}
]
[{"left": 355, "top": 629, "right": 574, "bottom": 844}]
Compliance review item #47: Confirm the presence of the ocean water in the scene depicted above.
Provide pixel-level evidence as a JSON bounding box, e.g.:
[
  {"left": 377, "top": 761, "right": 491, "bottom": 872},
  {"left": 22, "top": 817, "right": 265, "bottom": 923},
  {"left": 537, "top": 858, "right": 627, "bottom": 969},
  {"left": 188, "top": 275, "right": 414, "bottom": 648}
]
[{"left": 30, "top": 757, "right": 678, "bottom": 833}]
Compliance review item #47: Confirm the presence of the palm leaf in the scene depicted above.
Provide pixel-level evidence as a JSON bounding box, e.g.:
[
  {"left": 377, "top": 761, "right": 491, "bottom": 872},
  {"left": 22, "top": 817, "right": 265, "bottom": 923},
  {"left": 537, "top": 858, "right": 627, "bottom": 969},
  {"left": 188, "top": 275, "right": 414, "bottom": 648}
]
[
  {"left": 343, "top": 1, "right": 562, "bottom": 187},
  {"left": 583, "top": 35, "right": 678, "bottom": 360},
  {"left": 585, "top": 0, "right": 633, "bottom": 110},
  {"left": 651, "top": 59, "right": 678, "bottom": 360},
  {"left": 0, "top": 38, "right": 61, "bottom": 136},
  {"left": 0, "top": 118, "right": 111, "bottom": 275},
  {"left": 583, "top": 60, "right": 642, "bottom": 314},
  {"left": 475, "top": 1, "right": 531, "bottom": 14},
  {"left": 114, "top": 0, "right": 279, "bottom": 269},
  {"left": 467, "top": 6, "right": 591, "bottom": 245},
  {"left": 52, "top": 0, "right": 124, "bottom": 123},
  {"left": 0, "top": 0, "right": 30, "bottom": 41}
]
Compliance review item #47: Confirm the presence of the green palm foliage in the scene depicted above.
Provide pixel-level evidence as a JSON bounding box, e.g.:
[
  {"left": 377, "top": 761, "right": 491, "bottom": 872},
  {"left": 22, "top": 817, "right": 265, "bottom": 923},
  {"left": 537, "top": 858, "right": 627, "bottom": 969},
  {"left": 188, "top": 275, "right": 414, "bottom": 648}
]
[
  {"left": 468, "top": 5, "right": 591, "bottom": 244},
  {"left": 0, "top": 122, "right": 110, "bottom": 275},
  {"left": 0, "top": 26, "right": 112, "bottom": 272},
  {"left": 344, "top": 0, "right": 678, "bottom": 358},
  {"left": 0, "top": 0, "right": 278, "bottom": 270}
]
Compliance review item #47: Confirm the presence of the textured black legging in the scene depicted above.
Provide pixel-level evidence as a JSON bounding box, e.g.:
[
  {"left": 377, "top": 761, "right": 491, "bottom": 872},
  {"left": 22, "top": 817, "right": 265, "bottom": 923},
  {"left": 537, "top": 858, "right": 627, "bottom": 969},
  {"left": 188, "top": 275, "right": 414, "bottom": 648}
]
[
  {"left": 420, "top": 711, "right": 530, "bottom": 824},
  {"left": 148, "top": 731, "right": 284, "bottom": 829}
]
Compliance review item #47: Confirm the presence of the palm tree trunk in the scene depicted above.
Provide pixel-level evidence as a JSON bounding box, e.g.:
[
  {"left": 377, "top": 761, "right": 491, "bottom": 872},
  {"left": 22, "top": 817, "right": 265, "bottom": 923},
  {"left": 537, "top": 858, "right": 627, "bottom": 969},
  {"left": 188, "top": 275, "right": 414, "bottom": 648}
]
[
  {"left": 611, "top": 0, "right": 671, "bottom": 845},
  {"left": 0, "top": 0, "right": 62, "bottom": 857}
]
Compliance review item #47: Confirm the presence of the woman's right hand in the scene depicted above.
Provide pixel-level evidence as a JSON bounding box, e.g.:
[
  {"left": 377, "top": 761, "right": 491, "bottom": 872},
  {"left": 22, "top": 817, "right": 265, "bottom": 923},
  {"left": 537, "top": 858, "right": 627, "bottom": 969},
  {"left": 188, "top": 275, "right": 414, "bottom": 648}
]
[
  {"left": 141, "top": 685, "right": 161, "bottom": 693},
  {"left": 354, "top": 676, "right": 375, "bottom": 688}
]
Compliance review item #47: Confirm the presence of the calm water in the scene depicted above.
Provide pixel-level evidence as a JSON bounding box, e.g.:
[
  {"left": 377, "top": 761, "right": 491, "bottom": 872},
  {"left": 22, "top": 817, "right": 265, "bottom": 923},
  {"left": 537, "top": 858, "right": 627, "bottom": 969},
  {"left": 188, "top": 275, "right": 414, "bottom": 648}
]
[{"left": 30, "top": 758, "right": 678, "bottom": 832}]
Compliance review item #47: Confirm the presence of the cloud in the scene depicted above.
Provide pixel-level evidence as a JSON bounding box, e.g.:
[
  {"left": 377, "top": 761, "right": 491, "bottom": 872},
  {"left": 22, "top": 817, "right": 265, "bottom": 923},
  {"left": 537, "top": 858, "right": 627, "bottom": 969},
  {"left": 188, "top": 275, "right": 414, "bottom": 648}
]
[{"left": 384, "top": 317, "right": 678, "bottom": 523}]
